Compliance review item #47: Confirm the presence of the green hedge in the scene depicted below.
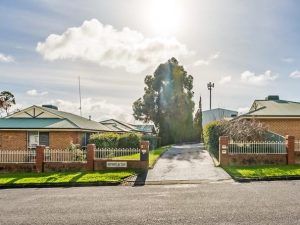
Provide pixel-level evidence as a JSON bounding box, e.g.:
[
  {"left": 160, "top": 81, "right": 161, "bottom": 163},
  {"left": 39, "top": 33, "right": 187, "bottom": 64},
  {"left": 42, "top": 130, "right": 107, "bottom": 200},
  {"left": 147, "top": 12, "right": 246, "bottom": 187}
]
[
  {"left": 118, "top": 133, "right": 141, "bottom": 148},
  {"left": 141, "top": 135, "right": 161, "bottom": 150},
  {"left": 89, "top": 132, "right": 142, "bottom": 149},
  {"left": 203, "top": 121, "right": 224, "bottom": 159},
  {"left": 89, "top": 133, "right": 120, "bottom": 148}
]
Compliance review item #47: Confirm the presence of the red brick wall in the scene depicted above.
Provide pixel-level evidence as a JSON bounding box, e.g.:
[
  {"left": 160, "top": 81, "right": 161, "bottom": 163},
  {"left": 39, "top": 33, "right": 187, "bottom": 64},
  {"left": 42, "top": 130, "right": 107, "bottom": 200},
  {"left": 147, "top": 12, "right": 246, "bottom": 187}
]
[
  {"left": 49, "top": 131, "right": 81, "bottom": 149},
  {"left": 0, "top": 131, "right": 27, "bottom": 150},
  {"left": 227, "top": 154, "right": 287, "bottom": 166},
  {"left": 0, "top": 131, "right": 82, "bottom": 150},
  {"left": 257, "top": 119, "right": 300, "bottom": 139},
  {"left": 44, "top": 162, "right": 88, "bottom": 172}
]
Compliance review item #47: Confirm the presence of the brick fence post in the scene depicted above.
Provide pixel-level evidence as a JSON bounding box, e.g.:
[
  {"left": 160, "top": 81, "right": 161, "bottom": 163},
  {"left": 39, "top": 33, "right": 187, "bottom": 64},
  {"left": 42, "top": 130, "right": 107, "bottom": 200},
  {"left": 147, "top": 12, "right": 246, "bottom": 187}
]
[
  {"left": 286, "top": 135, "right": 295, "bottom": 165},
  {"left": 140, "top": 141, "right": 149, "bottom": 170},
  {"left": 36, "top": 145, "right": 45, "bottom": 173},
  {"left": 219, "top": 136, "right": 229, "bottom": 166},
  {"left": 87, "top": 144, "right": 95, "bottom": 171}
]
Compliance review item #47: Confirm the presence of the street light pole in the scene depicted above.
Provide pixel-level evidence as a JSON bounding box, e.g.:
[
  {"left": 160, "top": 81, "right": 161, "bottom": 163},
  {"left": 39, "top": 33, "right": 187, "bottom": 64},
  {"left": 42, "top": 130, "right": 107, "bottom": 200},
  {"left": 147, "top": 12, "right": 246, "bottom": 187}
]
[{"left": 207, "top": 82, "right": 214, "bottom": 110}]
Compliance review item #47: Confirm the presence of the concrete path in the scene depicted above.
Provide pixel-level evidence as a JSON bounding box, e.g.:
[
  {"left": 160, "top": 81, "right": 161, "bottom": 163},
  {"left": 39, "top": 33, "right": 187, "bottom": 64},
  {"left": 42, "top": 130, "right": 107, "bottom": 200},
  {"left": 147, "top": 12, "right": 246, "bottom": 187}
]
[{"left": 144, "top": 143, "right": 231, "bottom": 183}]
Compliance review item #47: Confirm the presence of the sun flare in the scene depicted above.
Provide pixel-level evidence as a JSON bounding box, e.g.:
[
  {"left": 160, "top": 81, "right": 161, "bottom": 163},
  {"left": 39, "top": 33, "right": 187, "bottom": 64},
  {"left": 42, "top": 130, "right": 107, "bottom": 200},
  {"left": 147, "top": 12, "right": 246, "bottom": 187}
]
[{"left": 147, "top": 0, "right": 184, "bottom": 35}]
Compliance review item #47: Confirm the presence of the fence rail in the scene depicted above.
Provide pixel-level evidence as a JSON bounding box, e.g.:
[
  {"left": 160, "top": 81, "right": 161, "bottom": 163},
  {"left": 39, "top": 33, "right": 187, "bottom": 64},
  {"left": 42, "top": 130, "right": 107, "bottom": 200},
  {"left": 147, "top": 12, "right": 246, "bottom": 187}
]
[
  {"left": 95, "top": 148, "right": 140, "bottom": 160},
  {"left": 44, "top": 149, "right": 87, "bottom": 162},
  {"left": 295, "top": 140, "right": 300, "bottom": 152},
  {"left": 0, "top": 150, "right": 36, "bottom": 163},
  {"left": 228, "top": 141, "right": 286, "bottom": 154}
]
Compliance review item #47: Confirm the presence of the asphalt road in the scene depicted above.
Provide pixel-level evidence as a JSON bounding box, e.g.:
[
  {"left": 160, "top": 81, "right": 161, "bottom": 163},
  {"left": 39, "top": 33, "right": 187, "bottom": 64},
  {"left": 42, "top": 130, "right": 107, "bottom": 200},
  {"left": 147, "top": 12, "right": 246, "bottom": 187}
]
[
  {"left": 1, "top": 181, "right": 300, "bottom": 225},
  {"left": 146, "top": 143, "right": 231, "bottom": 182}
]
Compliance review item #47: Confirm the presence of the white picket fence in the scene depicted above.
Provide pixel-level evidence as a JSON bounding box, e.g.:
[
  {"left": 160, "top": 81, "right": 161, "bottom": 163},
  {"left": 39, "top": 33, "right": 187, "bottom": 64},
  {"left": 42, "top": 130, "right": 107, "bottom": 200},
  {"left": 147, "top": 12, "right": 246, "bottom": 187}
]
[
  {"left": 0, "top": 150, "right": 36, "bottom": 163},
  {"left": 95, "top": 148, "right": 140, "bottom": 160},
  {"left": 295, "top": 140, "right": 300, "bottom": 152},
  {"left": 228, "top": 141, "right": 286, "bottom": 154},
  {"left": 44, "top": 149, "right": 87, "bottom": 162}
]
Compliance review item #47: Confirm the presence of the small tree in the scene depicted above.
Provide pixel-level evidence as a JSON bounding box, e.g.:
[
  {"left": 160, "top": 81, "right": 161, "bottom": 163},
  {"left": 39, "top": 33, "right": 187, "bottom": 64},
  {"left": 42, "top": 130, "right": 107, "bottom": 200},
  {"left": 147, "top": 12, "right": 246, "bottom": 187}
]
[
  {"left": 222, "top": 118, "right": 269, "bottom": 141},
  {"left": 194, "top": 95, "right": 203, "bottom": 142},
  {"left": 0, "top": 91, "right": 16, "bottom": 116}
]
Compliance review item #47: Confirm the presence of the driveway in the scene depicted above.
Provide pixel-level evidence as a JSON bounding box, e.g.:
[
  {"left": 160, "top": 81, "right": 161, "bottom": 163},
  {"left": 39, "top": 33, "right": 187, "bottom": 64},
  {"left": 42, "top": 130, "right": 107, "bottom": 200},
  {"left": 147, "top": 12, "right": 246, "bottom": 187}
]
[{"left": 145, "top": 143, "right": 231, "bottom": 183}]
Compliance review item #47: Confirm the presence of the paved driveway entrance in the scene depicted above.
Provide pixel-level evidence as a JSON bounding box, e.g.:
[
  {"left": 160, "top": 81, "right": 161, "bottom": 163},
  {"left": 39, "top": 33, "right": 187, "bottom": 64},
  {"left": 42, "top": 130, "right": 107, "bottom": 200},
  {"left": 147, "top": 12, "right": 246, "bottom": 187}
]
[{"left": 145, "top": 143, "right": 231, "bottom": 183}]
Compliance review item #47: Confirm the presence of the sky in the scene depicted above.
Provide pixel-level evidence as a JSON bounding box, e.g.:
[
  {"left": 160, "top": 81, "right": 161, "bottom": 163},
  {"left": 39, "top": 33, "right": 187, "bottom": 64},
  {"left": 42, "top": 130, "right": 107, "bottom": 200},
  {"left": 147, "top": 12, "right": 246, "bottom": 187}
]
[{"left": 1, "top": 0, "right": 300, "bottom": 122}]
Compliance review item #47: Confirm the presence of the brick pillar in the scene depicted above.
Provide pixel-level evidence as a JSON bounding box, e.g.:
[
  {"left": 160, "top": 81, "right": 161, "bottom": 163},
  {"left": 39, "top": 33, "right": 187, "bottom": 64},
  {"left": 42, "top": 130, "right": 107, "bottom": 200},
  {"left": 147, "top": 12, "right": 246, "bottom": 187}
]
[
  {"left": 36, "top": 145, "right": 45, "bottom": 173},
  {"left": 219, "top": 136, "right": 229, "bottom": 166},
  {"left": 140, "top": 141, "right": 149, "bottom": 170},
  {"left": 87, "top": 144, "right": 95, "bottom": 171},
  {"left": 286, "top": 135, "right": 295, "bottom": 165}
]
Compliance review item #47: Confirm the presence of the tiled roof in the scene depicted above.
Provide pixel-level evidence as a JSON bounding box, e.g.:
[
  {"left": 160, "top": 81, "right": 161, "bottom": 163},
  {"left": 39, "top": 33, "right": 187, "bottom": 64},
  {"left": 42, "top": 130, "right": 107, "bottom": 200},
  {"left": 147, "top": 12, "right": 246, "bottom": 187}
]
[
  {"left": 242, "top": 99, "right": 300, "bottom": 117},
  {"left": 0, "top": 105, "right": 111, "bottom": 131}
]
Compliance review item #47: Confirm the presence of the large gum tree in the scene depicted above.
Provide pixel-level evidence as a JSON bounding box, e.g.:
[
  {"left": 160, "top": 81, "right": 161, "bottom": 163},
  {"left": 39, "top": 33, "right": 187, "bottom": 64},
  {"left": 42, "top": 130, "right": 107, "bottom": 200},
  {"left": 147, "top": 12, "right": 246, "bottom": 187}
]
[{"left": 133, "top": 58, "right": 195, "bottom": 145}]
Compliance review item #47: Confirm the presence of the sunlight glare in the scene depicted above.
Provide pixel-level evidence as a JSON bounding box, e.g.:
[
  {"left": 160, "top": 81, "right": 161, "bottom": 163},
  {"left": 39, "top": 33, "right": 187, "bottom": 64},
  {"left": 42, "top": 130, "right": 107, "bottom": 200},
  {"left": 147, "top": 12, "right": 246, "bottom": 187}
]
[{"left": 147, "top": 0, "right": 184, "bottom": 35}]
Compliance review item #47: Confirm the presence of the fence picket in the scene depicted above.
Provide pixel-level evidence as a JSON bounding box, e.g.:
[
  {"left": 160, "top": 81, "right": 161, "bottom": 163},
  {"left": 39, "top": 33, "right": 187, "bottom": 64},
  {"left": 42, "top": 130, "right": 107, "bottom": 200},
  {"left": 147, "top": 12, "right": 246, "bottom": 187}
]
[
  {"left": 228, "top": 140, "right": 286, "bottom": 154},
  {"left": 0, "top": 150, "right": 36, "bottom": 163},
  {"left": 44, "top": 149, "right": 86, "bottom": 162},
  {"left": 95, "top": 148, "right": 140, "bottom": 160}
]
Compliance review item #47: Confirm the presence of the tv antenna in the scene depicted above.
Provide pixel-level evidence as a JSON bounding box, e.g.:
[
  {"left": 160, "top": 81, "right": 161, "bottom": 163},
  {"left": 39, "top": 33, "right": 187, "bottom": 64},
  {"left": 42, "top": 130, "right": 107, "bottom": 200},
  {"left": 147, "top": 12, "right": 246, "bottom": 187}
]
[{"left": 78, "top": 76, "right": 82, "bottom": 116}]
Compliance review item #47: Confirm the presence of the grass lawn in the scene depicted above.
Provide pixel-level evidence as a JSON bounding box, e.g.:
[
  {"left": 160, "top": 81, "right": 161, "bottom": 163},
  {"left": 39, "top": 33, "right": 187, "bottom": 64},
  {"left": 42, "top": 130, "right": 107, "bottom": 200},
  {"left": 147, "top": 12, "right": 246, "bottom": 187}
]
[
  {"left": 0, "top": 170, "right": 137, "bottom": 186},
  {"left": 149, "top": 145, "right": 171, "bottom": 168},
  {"left": 113, "top": 145, "right": 171, "bottom": 168},
  {"left": 223, "top": 165, "right": 300, "bottom": 178}
]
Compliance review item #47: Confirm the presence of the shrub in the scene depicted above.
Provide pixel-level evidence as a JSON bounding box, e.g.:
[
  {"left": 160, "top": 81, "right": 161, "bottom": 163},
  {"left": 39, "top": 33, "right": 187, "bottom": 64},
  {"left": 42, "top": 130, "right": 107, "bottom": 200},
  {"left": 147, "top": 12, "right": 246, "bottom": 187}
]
[
  {"left": 141, "top": 135, "right": 161, "bottom": 150},
  {"left": 89, "top": 132, "right": 142, "bottom": 149},
  {"left": 222, "top": 118, "right": 269, "bottom": 141},
  {"left": 118, "top": 133, "right": 141, "bottom": 148},
  {"left": 89, "top": 133, "right": 119, "bottom": 148},
  {"left": 203, "top": 121, "right": 224, "bottom": 159}
]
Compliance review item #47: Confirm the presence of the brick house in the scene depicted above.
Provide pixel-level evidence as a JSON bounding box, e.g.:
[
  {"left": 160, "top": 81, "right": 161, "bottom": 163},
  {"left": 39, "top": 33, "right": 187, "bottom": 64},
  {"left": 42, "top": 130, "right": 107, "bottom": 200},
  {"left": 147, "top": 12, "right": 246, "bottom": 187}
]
[
  {"left": 238, "top": 96, "right": 300, "bottom": 139},
  {"left": 0, "top": 105, "right": 111, "bottom": 150}
]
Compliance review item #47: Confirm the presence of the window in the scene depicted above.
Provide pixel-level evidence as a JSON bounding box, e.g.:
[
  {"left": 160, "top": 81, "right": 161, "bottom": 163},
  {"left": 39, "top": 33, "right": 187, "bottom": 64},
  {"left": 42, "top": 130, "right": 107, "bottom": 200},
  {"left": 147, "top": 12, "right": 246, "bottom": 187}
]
[
  {"left": 28, "top": 131, "right": 39, "bottom": 149},
  {"left": 39, "top": 132, "right": 49, "bottom": 146},
  {"left": 27, "top": 131, "right": 49, "bottom": 149},
  {"left": 80, "top": 132, "right": 91, "bottom": 148}
]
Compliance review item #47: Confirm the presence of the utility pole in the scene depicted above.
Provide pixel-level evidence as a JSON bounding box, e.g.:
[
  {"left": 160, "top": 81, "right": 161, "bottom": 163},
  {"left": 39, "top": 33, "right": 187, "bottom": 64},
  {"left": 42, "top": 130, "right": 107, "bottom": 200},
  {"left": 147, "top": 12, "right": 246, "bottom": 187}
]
[{"left": 207, "top": 82, "right": 214, "bottom": 110}]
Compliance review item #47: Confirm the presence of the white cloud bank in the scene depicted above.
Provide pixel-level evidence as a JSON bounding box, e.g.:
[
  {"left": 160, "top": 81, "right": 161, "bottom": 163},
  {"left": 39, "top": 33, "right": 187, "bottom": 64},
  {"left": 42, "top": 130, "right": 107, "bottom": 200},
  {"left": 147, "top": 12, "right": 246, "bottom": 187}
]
[
  {"left": 240, "top": 70, "right": 278, "bottom": 86},
  {"left": 194, "top": 52, "right": 220, "bottom": 66},
  {"left": 26, "top": 89, "right": 48, "bottom": 96},
  {"left": 282, "top": 57, "right": 294, "bottom": 63},
  {"left": 0, "top": 53, "right": 14, "bottom": 63},
  {"left": 219, "top": 76, "right": 232, "bottom": 85},
  {"left": 290, "top": 70, "right": 300, "bottom": 79},
  {"left": 36, "top": 19, "right": 191, "bottom": 73}
]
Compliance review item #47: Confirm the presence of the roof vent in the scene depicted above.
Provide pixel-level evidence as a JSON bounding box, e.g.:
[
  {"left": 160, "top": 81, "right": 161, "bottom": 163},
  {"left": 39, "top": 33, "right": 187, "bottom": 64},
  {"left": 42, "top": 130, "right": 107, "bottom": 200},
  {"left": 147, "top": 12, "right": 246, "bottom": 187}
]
[
  {"left": 42, "top": 104, "right": 58, "bottom": 110},
  {"left": 265, "top": 95, "right": 279, "bottom": 101}
]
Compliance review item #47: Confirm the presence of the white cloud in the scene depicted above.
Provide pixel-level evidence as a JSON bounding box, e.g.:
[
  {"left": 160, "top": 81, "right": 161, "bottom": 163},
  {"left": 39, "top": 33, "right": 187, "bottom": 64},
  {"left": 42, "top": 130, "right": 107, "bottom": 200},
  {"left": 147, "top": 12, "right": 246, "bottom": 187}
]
[
  {"left": 289, "top": 70, "right": 300, "bottom": 79},
  {"left": 26, "top": 89, "right": 48, "bottom": 96},
  {"left": 240, "top": 70, "right": 278, "bottom": 86},
  {"left": 194, "top": 52, "right": 220, "bottom": 66},
  {"left": 0, "top": 53, "right": 14, "bottom": 63},
  {"left": 47, "top": 98, "right": 134, "bottom": 122},
  {"left": 237, "top": 107, "right": 250, "bottom": 115},
  {"left": 219, "top": 76, "right": 232, "bottom": 85},
  {"left": 282, "top": 57, "right": 294, "bottom": 63},
  {"left": 36, "top": 19, "right": 191, "bottom": 73}
]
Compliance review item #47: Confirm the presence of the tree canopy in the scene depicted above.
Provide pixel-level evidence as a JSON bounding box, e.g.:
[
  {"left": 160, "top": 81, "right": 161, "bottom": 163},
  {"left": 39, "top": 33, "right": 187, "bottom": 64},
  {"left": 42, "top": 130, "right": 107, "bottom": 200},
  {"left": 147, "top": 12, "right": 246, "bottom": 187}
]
[
  {"left": 0, "top": 91, "right": 16, "bottom": 116},
  {"left": 133, "top": 58, "right": 195, "bottom": 145}
]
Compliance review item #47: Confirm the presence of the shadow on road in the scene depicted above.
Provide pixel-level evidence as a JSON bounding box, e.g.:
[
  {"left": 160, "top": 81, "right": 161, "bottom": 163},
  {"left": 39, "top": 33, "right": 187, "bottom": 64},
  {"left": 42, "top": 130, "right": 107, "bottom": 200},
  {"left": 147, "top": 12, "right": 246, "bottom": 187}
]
[
  {"left": 133, "top": 170, "right": 148, "bottom": 186},
  {"left": 159, "top": 143, "right": 206, "bottom": 161}
]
